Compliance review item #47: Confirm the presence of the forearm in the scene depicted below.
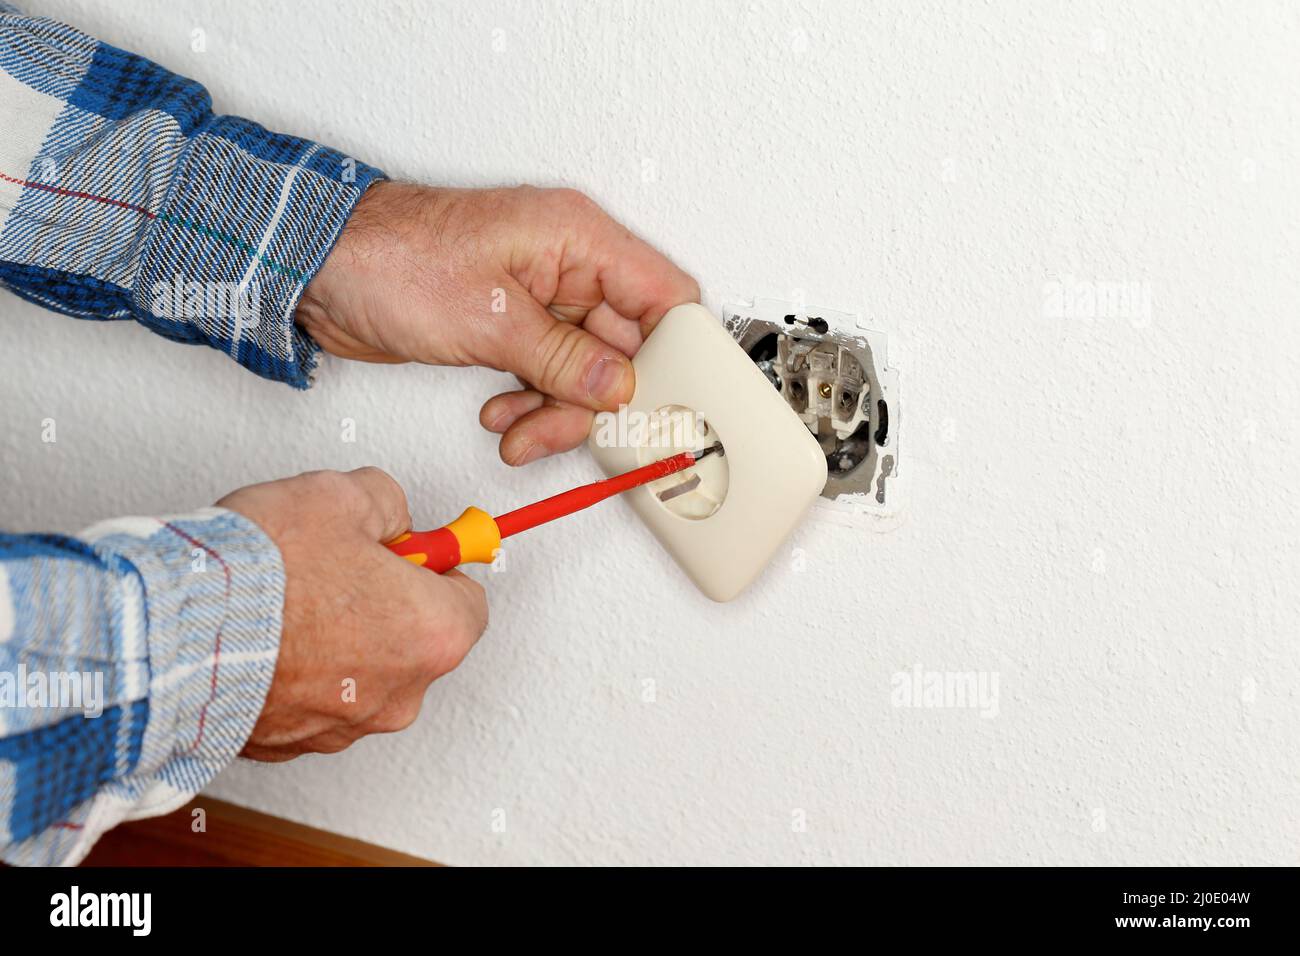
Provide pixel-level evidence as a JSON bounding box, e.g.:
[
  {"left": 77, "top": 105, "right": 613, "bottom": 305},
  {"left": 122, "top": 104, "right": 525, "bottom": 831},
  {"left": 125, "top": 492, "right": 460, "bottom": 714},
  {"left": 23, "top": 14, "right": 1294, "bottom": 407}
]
[
  {"left": 0, "top": 4, "right": 384, "bottom": 387},
  {"left": 0, "top": 508, "right": 283, "bottom": 866}
]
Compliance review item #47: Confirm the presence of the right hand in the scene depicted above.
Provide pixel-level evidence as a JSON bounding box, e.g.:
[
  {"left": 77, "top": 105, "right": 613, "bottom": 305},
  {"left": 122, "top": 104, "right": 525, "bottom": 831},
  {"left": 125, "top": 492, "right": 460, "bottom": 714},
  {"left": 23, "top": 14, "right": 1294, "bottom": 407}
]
[
  {"left": 296, "top": 182, "right": 700, "bottom": 466},
  {"left": 218, "top": 468, "right": 488, "bottom": 761}
]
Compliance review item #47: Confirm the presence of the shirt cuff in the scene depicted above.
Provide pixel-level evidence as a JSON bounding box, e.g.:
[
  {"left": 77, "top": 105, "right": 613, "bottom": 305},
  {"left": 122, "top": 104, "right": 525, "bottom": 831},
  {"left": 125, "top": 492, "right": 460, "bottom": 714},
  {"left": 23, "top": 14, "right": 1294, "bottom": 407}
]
[
  {"left": 0, "top": 507, "right": 284, "bottom": 866},
  {"left": 97, "top": 507, "right": 284, "bottom": 791},
  {"left": 133, "top": 115, "right": 385, "bottom": 389}
]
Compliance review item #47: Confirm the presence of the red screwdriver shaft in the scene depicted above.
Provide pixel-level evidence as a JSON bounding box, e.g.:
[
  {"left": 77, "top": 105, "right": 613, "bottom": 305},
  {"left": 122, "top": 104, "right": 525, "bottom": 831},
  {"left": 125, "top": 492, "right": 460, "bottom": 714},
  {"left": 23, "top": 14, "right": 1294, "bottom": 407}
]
[
  {"left": 387, "top": 443, "right": 723, "bottom": 573},
  {"left": 495, "top": 450, "right": 695, "bottom": 538}
]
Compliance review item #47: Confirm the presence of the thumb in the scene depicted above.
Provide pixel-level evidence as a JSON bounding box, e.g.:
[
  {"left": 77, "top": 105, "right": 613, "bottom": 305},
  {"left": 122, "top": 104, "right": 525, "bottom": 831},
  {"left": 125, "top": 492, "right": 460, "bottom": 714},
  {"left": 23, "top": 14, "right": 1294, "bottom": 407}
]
[{"left": 499, "top": 299, "right": 634, "bottom": 411}]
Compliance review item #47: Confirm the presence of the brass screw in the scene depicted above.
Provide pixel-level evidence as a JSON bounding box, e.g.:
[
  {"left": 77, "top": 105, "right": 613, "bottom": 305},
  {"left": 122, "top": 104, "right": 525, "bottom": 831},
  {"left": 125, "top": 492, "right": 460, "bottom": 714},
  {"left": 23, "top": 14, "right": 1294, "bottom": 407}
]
[{"left": 818, "top": 382, "right": 832, "bottom": 398}]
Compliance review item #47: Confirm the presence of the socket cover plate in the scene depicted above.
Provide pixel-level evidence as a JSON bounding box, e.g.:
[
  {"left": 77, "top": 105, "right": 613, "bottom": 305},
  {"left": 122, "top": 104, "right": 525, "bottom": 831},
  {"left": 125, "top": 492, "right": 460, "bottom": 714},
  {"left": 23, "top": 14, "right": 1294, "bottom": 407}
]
[{"left": 587, "top": 304, "right": 827, "bottom": 601}]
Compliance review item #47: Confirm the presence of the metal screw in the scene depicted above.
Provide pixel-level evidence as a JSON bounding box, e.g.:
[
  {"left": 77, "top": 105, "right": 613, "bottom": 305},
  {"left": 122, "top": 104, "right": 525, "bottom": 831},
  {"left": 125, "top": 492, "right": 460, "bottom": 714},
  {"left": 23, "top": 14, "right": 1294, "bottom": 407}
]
[{"left": 818, "top": 382, "right": 832, "bottom": 398}]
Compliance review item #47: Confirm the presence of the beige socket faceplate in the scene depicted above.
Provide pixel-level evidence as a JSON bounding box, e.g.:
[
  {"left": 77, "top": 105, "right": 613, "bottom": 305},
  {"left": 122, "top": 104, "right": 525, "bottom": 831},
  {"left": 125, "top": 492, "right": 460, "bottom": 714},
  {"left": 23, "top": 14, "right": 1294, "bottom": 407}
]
[{"left": 588, "top": 304, "right": 827, "bottom": 601}]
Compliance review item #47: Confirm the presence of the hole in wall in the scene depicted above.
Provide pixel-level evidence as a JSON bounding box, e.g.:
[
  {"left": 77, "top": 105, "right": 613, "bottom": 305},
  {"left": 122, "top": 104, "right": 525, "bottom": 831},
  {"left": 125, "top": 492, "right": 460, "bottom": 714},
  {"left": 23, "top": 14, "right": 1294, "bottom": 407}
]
[{"left": 727, "top": 298, "right": 900, "bottom": 506}]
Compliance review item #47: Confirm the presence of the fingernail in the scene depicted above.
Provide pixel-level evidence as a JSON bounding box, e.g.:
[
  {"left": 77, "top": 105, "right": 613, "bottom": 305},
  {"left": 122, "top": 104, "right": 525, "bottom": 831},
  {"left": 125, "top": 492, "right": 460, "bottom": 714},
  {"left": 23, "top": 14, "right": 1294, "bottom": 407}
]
[
  {"left": 585, "top": 356, "right": 628, "bottom": 406},
  {"left": 514, "top": 442, "right": 545, "bottom": 466}
]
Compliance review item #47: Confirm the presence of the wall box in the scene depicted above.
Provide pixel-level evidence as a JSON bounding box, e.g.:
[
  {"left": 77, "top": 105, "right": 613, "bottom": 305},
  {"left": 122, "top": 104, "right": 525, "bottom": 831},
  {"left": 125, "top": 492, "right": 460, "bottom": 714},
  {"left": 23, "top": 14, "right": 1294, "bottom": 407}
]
[{"left": 722, "top": 297, "right": 904, "bottom": 532}]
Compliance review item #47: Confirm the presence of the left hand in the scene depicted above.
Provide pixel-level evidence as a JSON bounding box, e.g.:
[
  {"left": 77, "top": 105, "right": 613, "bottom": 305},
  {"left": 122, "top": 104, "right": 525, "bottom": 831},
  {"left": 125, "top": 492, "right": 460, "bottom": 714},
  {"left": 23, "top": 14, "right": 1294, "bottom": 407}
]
[
  {"left": 219, "top": 468, "right": 488, "bottom": 761},
  {"left": 296, "top": 182, "right": 699, "bottom": 465}
]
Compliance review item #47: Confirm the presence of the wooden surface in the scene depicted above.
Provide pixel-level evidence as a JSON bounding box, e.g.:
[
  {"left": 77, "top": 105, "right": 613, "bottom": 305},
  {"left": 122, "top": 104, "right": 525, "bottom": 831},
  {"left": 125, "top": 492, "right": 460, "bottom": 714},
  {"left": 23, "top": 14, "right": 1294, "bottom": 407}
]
[{"left": 78, "top": 797, "right": 439, "bottom": 867}]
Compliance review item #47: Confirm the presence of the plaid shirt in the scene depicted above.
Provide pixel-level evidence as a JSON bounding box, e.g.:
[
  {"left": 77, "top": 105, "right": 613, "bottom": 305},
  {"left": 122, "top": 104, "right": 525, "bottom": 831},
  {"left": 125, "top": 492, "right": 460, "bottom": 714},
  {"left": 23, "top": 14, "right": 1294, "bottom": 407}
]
[{"left": 0, "top": 4, "right": 383, "bottom": 864}]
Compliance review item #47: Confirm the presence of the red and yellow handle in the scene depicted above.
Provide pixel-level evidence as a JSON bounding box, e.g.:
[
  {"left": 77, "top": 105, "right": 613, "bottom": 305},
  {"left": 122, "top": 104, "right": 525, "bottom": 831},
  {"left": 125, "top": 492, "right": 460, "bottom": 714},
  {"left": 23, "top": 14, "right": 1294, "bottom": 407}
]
[{"left": 385, "top": 506, "right": 502, "bottom": 574}]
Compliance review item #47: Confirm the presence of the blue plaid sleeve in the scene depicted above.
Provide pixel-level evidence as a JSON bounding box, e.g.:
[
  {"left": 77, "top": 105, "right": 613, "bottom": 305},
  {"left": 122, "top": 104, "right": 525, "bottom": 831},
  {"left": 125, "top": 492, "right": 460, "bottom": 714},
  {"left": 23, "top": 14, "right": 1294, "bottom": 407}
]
[
  {"left": 0, "top": 5, "right": 385, "bottom": 387},
  {"left": 0, "top": 508, "right": 284, "bottom": 866}
]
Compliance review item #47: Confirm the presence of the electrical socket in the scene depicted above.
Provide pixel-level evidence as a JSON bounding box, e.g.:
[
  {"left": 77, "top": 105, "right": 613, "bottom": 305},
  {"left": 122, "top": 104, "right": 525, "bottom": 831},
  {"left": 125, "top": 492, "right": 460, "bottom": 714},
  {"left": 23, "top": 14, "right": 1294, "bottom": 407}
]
[{"left": 723, "top": 298, "right": 901, "bottom": 523}]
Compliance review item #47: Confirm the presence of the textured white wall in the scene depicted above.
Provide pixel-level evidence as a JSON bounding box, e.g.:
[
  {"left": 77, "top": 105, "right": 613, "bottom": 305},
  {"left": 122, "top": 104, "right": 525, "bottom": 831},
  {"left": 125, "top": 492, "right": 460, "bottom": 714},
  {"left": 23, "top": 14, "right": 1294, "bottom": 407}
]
[{"left": 3, "top": 0, "right": 1297, "bottom": 865}]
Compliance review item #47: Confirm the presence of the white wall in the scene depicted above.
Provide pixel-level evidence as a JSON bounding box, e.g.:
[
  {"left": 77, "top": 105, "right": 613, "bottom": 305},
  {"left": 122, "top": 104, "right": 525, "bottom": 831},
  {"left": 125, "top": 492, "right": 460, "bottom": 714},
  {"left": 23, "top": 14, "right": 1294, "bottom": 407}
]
[{"left": 3, "top": 0, "right": 1297, "bottom": 865}]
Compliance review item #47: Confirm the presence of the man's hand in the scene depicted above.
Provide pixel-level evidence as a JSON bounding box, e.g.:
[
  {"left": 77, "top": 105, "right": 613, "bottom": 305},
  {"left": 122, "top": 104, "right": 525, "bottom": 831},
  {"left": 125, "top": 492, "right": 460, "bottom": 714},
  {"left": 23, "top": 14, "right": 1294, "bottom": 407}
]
[
  {"left": 296, "top": 183, "right": 699, "bottom": 466},
  {"left": 218, "top": 468, "right": 487, "bottom": 761}
]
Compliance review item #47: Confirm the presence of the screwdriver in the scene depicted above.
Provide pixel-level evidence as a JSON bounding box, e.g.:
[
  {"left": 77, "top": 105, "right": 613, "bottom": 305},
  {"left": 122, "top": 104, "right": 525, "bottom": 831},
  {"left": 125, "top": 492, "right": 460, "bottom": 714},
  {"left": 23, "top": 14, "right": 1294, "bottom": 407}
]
[{"left": 386, "top": 442, "right": 724, "bottom": 573}]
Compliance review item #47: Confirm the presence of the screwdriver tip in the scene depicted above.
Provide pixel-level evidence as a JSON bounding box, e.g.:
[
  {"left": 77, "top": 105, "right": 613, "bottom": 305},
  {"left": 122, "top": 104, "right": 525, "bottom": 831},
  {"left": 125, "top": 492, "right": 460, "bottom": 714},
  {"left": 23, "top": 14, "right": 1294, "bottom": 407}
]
[{"left": 689, "top": 442, "right": 724, "bottom": 462}]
